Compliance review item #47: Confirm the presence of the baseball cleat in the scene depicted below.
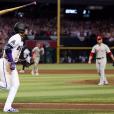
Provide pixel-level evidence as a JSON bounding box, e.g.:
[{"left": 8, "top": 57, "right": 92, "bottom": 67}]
[
  {"left": 31, "top": 71, "right": 35, "bottom": 76},
  {"left": 19, "top": 70, "right": 25, "bottom": 73},
  {"left": 4, "top": 108, "right": 19, "bottom": 112},
  {"left": 98, "top": 82, "right": 104, "bottom": 86},
  {"left": 35, "top": 73, "right": 39, "bottom": 76}
]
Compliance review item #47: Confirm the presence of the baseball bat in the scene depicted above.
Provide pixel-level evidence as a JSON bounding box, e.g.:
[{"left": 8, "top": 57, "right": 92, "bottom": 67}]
[{"left": 0, "top": 1, "right": 37, "bottom": 15}]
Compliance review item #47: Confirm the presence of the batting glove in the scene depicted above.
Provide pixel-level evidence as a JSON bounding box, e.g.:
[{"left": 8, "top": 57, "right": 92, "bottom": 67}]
[{"left": 10, "top": 62, "right": 16, "bottom": 70}]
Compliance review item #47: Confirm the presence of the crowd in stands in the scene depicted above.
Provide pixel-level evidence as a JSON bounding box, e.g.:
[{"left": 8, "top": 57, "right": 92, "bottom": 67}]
[
  {"left": 61, "top": 19, "right": 114, "bottom": 47},
  {"left": 0, "top": 17, "right": 114, "bottom": 43},
  {"left": 0, "top": 17, "right": 114, "bottom": 40},
  {"left": 0, "top": 16, "right": 114, "bottom": 63},
  {"left": 60, "top": 50, "right": 89, "bottom": 63}
]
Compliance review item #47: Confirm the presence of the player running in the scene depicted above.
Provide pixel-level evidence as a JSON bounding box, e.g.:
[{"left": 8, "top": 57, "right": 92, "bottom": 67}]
[
  {"left": 88, "top": 35, "right": 114, "bottom": 85},
  {"left": 31, "top": 43, "right": 44, "bottom": 76},
  {"left": 0, "top": 22, "right": 28, "bottom": 112}
]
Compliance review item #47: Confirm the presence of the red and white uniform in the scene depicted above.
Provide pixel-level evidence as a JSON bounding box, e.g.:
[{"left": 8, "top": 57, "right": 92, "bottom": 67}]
[
  {"left": 31, "top": 45, "right": 44, "bottom": 76},
  {"left": 91, "top": 43, "right": 111, "bottom": 84}
]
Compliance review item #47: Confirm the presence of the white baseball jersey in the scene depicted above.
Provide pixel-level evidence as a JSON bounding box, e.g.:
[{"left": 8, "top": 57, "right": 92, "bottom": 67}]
[
  {"left": 23, "top": 48, "right": 31, "bottom": 63},
  {"left": 32, "top": 47, "right": 44, "bottom": 57},
  {"left": 91, "top": 43, "right": 111, "bottom": 58},
  {"left": 8, "top": 34, "right": 23, "bottom": 62},
  {"left": 23, "top": 48, "right": 30, "bottom": 58}
]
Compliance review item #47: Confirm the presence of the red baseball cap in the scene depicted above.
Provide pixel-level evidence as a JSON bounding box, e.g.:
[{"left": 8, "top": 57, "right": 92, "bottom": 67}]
[{"left": 97, "top": 35, "right": 103, "bottom": 40}]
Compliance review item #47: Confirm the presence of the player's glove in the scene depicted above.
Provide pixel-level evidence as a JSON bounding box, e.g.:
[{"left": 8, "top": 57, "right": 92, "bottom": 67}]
[
  {"left": 112, "top": 62, "right": 114, "bottom": 66},
  {"left": 10, "top": 62, "right": 16, "bottom": 70}
]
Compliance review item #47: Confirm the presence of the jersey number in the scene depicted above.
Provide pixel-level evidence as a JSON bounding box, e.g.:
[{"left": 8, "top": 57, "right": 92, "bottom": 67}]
[{"left": 17, "top": 46, "right": 22, "bottom": 51}]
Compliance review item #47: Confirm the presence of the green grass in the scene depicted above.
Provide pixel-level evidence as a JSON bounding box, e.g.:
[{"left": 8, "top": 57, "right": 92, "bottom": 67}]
[
  {"left": 1, "top": 64, "right": 114, "bottom": 113},
  {"left": 17, "top": 63, "right": 114, "bottom": 70},
  {"left": 1, "top": 73, "right": 114, "bottom": 103}
]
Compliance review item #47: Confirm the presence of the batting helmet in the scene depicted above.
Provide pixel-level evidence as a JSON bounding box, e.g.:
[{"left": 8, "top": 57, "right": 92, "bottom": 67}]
[{"left": 14, "top": 22, "right": 26, "bottom": 33}]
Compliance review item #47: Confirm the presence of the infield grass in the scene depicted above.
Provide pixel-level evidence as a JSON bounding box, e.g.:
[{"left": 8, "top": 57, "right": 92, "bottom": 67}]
[
  {"left": 1, "top": 64, "right": 114, "bottom": 103},
  {"left": 1, "top": 64, "right": 114, "bottom": 113},
  {"left": 17, "top": 63, "right": 114, "bottom": 70}
]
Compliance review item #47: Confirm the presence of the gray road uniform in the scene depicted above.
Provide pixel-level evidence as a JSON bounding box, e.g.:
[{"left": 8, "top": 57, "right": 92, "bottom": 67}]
[
  {"left": 32, "top": 46, "right": 44, "bottom": 75},
  {"left": 91, "top": 43, "right": 111, "bottom": 85}
]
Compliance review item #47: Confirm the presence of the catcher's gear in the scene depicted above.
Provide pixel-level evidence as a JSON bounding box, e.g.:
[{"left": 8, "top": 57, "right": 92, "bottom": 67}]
[
  {"left": 14, "top": 22, "right": 26, "bottom": 33},
  {"left": 10, "top": 62, "right": 16, "bottom": 70}
]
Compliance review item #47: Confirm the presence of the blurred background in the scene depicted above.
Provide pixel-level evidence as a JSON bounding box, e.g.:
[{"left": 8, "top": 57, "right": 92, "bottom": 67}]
[{"left": 0, "top": 0, "right": 114, "bottom": 63}]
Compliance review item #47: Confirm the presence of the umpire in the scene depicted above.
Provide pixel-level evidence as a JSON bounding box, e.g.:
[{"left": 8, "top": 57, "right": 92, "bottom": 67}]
[{"left": 19, "top": 46, "right": 32, "bottom": 73}]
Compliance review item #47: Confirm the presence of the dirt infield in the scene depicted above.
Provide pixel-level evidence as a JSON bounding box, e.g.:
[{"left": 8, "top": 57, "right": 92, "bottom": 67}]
[
  {"left": 1, "top": 69, "right": 114, "bottom": 110},
  {"left": 1, "top": 103, "right": 114, "bottom": 110},
  {"left": 70, "top": 78, "right": 114, "bottom": 85}
]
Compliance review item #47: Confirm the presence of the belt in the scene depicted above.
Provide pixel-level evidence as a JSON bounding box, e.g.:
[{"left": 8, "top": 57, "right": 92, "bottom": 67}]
[{"left": 96, "top": 57, "right": 104, "bottom": 59}]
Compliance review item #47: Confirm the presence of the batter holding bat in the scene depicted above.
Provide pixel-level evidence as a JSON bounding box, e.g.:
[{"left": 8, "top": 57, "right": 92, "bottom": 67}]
[
  {"left": 88, "top": 35, "right": 114, "bottom": 86},
  {"left": 0, "top": 22, "right": 28, "bottom": 112}
]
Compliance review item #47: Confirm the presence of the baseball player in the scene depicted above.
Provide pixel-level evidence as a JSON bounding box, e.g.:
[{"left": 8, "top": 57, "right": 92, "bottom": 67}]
[
  {"left": 31, "top": 43, "right": 44, "bottom": 76},
  {"left": 19, "top": 46, "right": 31, "bottom": 73},
  {"left": 0, "top": 22, "right": 28, "bottom": 112},
  {"left": 88, "top": 35, "right": 114, "bottom": 85}
]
